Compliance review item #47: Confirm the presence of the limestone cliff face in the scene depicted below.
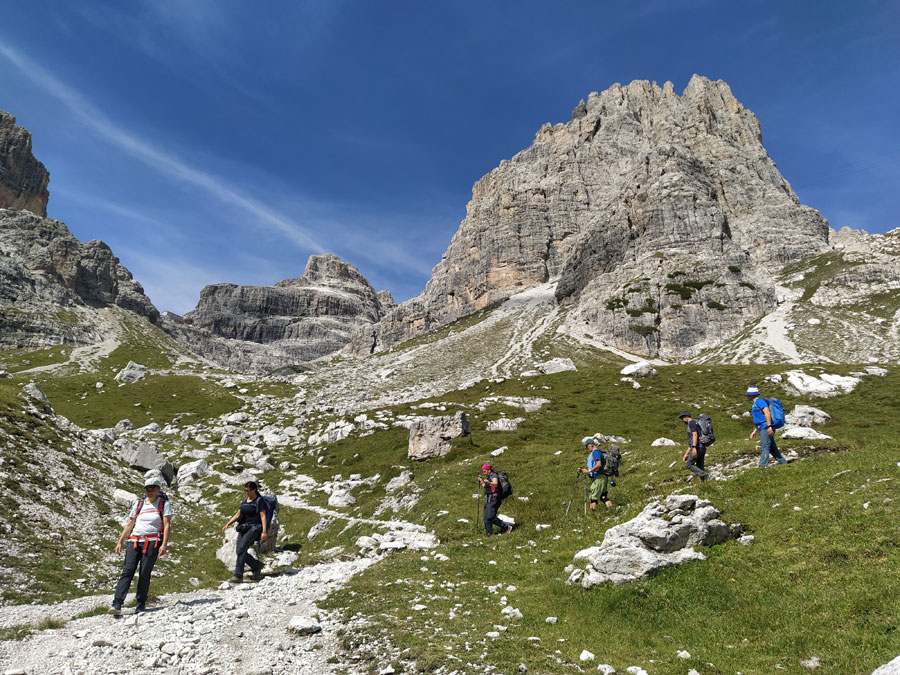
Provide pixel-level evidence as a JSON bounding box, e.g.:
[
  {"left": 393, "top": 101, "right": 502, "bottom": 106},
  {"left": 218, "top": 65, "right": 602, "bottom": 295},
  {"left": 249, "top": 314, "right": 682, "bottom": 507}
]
[
  {"left": 355, "top": 76, "right": 831, "bottom": 358},
  {"left": 0, "top": 209, "right": 160, "bottom": 349},
  {"left": 0, "top": 112, "right": 50, "bottom": 217},
  {"left": 176, "top": 254, "right": 391, "bottom": 369}
]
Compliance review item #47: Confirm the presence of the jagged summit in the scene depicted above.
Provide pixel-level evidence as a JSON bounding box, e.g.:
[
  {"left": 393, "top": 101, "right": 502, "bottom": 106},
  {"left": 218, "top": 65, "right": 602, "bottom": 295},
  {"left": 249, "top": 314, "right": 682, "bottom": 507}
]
[
  {"left": 354, "top": 75, "right": 831, "bottom": 359},
  {"left": 0, "top": 111, "right": 50, "bottom": 217}
]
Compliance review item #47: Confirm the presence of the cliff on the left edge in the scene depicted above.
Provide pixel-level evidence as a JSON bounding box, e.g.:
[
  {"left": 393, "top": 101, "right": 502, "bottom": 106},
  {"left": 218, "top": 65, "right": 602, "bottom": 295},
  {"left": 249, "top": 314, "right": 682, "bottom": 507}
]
[{"left": 0, "top": 111, "right": 159, "bottom": 350}]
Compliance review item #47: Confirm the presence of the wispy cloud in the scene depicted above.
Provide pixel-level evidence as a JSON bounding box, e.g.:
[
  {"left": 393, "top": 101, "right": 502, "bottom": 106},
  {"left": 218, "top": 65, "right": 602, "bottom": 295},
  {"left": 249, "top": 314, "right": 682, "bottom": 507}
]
[{"left": 0, "top": 41, "right": 327, "bottom": 254}]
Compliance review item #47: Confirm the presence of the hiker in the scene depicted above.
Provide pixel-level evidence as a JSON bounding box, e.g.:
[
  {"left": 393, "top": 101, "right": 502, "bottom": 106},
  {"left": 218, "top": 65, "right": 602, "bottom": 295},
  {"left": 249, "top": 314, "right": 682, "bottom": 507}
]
[
  {"left": 109, "top": 471, "right": 172, "bottom": 615},
  {"left": 746, "top": 385, "right": 788, "bottom": 467},
  {"left": 222, "top": 481, "right": 268, "bottom": 582},
  {"left": 479, "top": 463, "right": 512, "bottom": 536},
  {"left": 678, "top": 411, "right": 711, "bottom": 481},
  {"left": 579, "top": 437, "right": 612, "bottom": 510}
]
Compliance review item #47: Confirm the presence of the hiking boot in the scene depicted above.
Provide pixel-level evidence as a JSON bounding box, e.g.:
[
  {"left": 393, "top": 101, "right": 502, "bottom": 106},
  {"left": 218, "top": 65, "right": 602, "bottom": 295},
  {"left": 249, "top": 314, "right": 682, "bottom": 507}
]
[
  {"left": 250, "top": 572, "right": 264, "bottom": 582},
  {"left": 135, "top": 604, "right": 146, "bottom": 613},
  {"left": 227, "top": 576, "right": 243, "bottom": 584},
  {"left": 108, "top": 604, "right": 122, "bottom": 616}
]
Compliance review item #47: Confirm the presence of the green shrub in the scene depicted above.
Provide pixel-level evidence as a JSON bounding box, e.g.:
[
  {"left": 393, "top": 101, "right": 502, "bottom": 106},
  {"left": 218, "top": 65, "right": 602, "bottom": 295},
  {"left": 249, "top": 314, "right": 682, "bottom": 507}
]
[
  {"left": 629, "top": 324, "right": 658, "bottom": 335},
  {"left": 707, "top": 300, "right": 726, "bottom": 310}
]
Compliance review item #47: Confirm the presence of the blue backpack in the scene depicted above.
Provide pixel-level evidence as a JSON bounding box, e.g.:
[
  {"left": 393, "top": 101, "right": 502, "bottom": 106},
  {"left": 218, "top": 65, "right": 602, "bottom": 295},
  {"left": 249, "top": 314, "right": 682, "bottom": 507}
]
[
  {"left": 768, "top": 398, "right": 785, "bottom": 429},
  {"left": 260, "top": 495, "right": 279, "bottom": 526}
]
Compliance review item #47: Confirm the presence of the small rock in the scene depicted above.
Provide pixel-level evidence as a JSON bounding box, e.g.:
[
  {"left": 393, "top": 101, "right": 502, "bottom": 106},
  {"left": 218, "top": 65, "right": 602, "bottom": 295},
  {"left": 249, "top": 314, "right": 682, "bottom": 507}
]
[
  {"left": 580, "top": 650, "right": 595, "bottom": 662},
  {"left": 288, "top": 616, "right": 322, "bottom": 635},
  {"left": 677, "top": 649, "right": 691, "bottom": 658},
  {"left": 545, "top": 616, "right": 558, "bottom": 624}
]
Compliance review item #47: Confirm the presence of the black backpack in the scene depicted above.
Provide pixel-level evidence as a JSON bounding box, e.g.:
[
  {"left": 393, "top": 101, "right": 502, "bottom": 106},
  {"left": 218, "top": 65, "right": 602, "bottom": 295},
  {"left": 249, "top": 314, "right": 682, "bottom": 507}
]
[
  {"left": 497, "top": 471, "right": 513, "bottom": 499},
  {"left": 697, "top": 414, "right": 715, "bottom": 446},
  {"left": 602, "top": 445, "right": 621, "bottom": 477}
]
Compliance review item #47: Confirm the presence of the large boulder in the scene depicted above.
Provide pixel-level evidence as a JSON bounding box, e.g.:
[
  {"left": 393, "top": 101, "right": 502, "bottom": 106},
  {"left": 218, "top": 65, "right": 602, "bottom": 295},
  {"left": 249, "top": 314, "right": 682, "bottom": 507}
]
[
  {"left": 116, "top": 439, "right": 175, "bottom": 484},
  {"left": 620, "top": 361, "right": 658, "bottom": 378},
  {"left": 177, "top": 459, "right": 209, "bottom": 485},
  {"left": 408, "top": 412, "right": 471, "bottom": 460},
  {"left": 215, "top": 519, "right": 280, "bottom": 571},
  {"left": 567, "top": 495, "right": 740, "bottom": 587},
  {"left": 114, "top": 361, "right": 147, "bottom": 383},
  {"left": 785, "top": 405, "right": 831, "bottom": 428}
]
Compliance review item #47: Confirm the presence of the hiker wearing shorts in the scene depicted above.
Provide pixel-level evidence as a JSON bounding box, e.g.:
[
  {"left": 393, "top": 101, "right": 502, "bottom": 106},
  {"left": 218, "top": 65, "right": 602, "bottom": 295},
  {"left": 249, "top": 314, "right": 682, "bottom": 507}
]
[
  {"left": 479, "top": 463, "right": 511, "bottom": 536},
  {"left": 679, "top": 411, "right": 711, "bottom": 481},
  {"left": 746, "top": 386, "right": 787, "bottom": 467},
  {"left": 222, "top": 481, "right": 268, "bottom": 583},
  {"left": 109, "top": 471, "right": 172, "bottom": 615},
  {"left": 580, "top": 437, "right": 612, "bottom": 510}
]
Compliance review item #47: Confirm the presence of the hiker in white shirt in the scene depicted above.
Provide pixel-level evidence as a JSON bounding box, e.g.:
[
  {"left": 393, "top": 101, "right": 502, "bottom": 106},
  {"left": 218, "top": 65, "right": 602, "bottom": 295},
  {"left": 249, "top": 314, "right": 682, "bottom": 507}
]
[{"left": 109, "top": 471, "right": 172, "bottom": 615}]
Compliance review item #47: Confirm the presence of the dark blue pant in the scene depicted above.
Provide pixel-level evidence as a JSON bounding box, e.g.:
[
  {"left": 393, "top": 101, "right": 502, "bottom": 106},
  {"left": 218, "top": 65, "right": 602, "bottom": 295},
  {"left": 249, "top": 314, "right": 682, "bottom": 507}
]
[
  {"left": 235, "top": 526, "right": 263, "bottom": 577},
  {"left": 113, "top": 539, "right": 159, "bottom": 607},
  {"left": 686, "top": 444, "right": 710, "bottom": 480},
  {"left": 483, "top": 496, "right": 505, "bottom": 535}
]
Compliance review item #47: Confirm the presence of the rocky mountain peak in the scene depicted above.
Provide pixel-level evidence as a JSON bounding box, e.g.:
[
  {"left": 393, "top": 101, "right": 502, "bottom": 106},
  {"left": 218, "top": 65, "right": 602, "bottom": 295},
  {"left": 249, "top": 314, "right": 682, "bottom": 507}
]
[
  {"left": 0, "top": 111, "right": 50, "bottom": 217},
  {"left": 354, "top": 75, "right": 831, "bottom": 359},
  {"left": 172, "top": 254, "right": 391, "bottom": 371}
]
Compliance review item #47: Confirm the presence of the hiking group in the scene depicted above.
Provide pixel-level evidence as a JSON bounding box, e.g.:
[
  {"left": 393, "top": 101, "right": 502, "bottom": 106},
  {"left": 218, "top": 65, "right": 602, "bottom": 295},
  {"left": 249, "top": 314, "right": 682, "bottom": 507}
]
[
  {"left": 486, "top": 382, "right": 789, "bottom": 532},
  {"left": 110, "top": 476, "right": 278, "bottom": 615},
  {"left": 676, "top": 385, "right": 787, "bottom": 482},
  {"left": 107, "top": 382, "right": 792, "bottom": 608}
]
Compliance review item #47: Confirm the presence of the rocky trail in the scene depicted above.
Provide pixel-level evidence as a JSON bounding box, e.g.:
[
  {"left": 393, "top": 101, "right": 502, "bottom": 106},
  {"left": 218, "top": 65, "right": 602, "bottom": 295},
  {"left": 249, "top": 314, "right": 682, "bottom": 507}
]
[{"left": 0, "top": 557, "right": 379, "bottom": 675}]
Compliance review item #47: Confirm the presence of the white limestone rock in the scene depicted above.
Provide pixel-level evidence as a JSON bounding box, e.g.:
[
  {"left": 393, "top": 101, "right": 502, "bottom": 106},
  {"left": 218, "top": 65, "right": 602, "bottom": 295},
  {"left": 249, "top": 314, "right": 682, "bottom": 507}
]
[
  {"left": 487, "top": 418, "right": 524, "bottom": 431},
  {"left": 535, "top": 357, "right": 577, "bottom": 374},
  {"left": 328, "top": 488, "right": 357, "bottom": 508},
  {"left": 177, "top": 459, "right": 209, "bottom": 485},
  {"left": 287, "top": 616, "right": 322, "bottom": 635},
  {"left": 785, "top": 405, "right": 831, "bottom": 428},
  {"left": 568, "top": 495, "right": 739, "bottom": 587},
  {"left": 22, "top": 382, "right": 50, "bottom": 405},
  {"left": 114, "top": 361, "right": 147, "bottom": 383},
  {"left": 408, "top": 412, "right": 470, "bottom": 461},
  {"left": 620, "top": 361, "right": 658, "bottom": 378},
  {"left": 113, "top": 489, "right": 137, "bottom": 508},
  {"left": 651, "top": 437, "right": 679, "bottom": 446},
  {"left": 781, "top": 427, "right": 833, "bottom": 440},
  {"left": 385, "top": 470, "right": 413, "bottom": 493}
]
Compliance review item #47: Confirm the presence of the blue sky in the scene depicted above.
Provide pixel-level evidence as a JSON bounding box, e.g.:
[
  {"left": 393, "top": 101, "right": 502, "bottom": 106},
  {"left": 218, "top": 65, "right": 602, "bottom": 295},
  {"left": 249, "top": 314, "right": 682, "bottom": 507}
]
[{"left": 1, "top": 1, "right": 898, "bottom": 314}]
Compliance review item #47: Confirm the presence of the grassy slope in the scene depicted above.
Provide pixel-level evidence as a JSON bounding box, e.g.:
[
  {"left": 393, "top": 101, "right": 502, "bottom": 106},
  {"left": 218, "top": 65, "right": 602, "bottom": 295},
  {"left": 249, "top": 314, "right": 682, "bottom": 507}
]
[
  {"left": 313, "top": 364, "right": 900, "bottom": 675},
  {"left": 3, "top": 323, "right": 898, "bottom": 673}
]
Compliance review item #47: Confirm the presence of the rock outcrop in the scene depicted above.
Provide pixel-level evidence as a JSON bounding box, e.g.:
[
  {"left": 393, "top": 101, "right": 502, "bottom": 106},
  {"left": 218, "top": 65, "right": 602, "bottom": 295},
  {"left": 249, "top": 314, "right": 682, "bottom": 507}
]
[
  {"left": 0, "top": 209, "right": 159, "bottom": 350},
  {"left": 0, "top": 111, "right": 49, "bottom": 217},
  {"left": 354, "top": 76, "right": 831, "bottom": 359},
  {"left": 567, "top": 494, "right": 740, "bottom": 587},
  {"left": 408, "top": 412, "right": 471, "bottom": 460},
  {"left": 171, "top": 254, "right": 391, "bottom": 371}
]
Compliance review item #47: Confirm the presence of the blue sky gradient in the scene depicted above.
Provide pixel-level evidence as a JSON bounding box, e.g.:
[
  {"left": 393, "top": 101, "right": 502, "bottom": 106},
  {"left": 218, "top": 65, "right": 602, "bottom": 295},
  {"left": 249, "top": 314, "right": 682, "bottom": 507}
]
[{"left": 1, "top": 1, "right": 897, "bottom": 313}]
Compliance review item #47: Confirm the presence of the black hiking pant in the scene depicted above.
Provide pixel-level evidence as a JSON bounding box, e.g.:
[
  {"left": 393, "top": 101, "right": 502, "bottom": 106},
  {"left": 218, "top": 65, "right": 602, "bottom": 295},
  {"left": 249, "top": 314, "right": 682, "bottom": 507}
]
[
  {"left": 235, "top": 525, "right": 264, "bottom": 577},
  {"left": 483, "top": 495, "right": 505, "bottom": 535},
  {"left": 685, "top": 444, "right": 710, "bottom": 481},
  {"left": 113, "top": 538, "right": 159, "bottom": 608}
]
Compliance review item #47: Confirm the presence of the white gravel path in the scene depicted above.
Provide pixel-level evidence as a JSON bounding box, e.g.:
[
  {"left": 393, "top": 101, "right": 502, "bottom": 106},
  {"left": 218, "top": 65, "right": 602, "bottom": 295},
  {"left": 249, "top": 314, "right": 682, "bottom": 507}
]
[{"left": 0, "top": 557, "right": 378, "bottom": 675}]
